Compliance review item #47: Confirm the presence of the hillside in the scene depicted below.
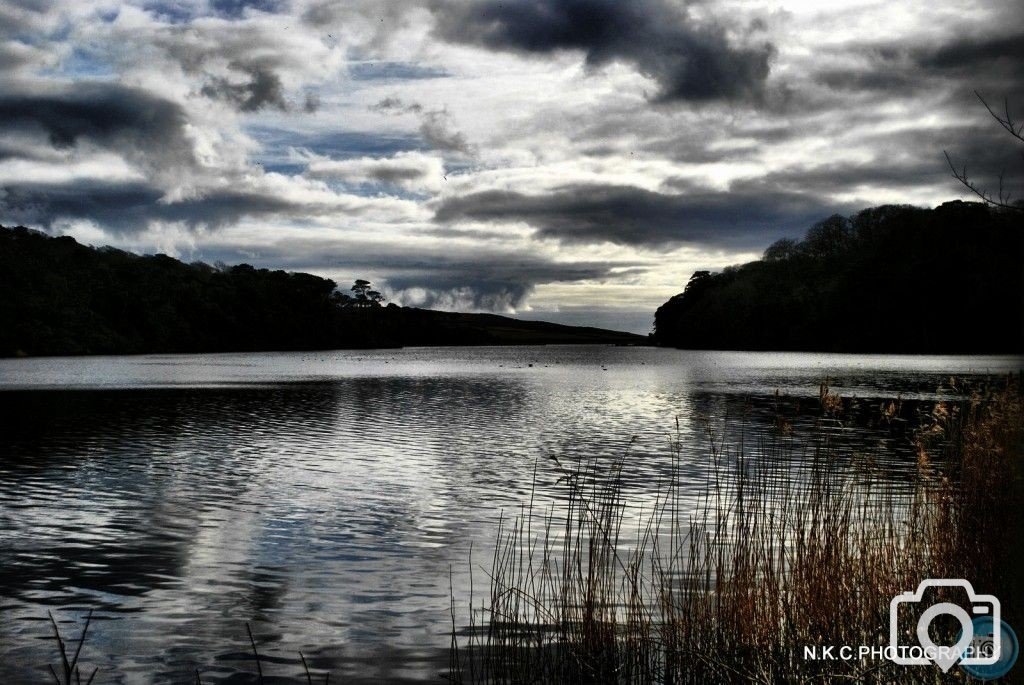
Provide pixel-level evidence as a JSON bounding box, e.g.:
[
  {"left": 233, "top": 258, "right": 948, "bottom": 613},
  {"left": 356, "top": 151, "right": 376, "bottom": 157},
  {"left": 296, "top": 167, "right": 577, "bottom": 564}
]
[
  {"left": 653, "top": 201, "right": 1024, "bottom": 353},
  {"left": 0, "top": 225, "right": 644, "bottom": 357}
]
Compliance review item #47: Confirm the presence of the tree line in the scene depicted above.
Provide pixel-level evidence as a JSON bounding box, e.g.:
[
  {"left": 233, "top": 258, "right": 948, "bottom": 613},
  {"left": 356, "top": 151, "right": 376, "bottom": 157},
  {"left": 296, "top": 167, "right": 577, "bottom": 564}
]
[
  {"left": 653, "top": 201, "right": 1024, "bottom": 353},
  {"left": 0, "top": 225, "right": 641, "bottom": 356},
  {"left": 0, "top": 225, "right": 397, "bottom": 355}
]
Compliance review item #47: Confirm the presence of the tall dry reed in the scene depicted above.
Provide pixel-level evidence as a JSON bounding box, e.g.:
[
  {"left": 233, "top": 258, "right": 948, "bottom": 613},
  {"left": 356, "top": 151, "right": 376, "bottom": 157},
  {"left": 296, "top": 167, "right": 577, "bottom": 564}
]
[{"left": 450, "top": 377, "right": 1023, "bottom": 683}]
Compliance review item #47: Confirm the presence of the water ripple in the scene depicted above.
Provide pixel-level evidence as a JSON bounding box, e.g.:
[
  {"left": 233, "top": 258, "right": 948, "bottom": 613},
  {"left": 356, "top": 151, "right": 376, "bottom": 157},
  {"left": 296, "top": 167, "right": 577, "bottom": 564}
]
[{"left": 0, "top": 347, "right": 1019, "bottom": 682}]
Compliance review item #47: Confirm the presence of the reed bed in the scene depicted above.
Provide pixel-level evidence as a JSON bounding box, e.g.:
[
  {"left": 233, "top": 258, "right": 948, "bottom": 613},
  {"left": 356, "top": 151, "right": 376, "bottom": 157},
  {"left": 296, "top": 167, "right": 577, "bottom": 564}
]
[{"left": 450, "top": 378, "right": 1023, "bottom": 683}]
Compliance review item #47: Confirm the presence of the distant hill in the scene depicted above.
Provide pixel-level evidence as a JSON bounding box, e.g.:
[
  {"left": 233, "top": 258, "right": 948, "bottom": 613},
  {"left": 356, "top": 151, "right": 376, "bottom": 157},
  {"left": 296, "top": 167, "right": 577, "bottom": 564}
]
[
  {"left": 0, "top": 225, "right": 644, "bottom": 357},
  {"left": 653, "top": 202, "right": 1024, "bottom": 354}
]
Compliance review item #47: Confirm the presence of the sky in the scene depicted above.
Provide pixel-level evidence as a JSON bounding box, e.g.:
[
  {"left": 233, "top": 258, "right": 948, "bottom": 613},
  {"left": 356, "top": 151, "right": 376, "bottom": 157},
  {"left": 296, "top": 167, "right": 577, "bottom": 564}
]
[{"left": 1, "top": 0, "right": 1021, "bottom": 333}]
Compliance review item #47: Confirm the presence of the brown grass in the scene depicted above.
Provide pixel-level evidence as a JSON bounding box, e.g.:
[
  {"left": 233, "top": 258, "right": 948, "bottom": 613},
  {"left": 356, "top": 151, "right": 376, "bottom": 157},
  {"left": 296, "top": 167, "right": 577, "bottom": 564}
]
[{"left": 450, "top": 377, "right": 1023, "bottom": 683}]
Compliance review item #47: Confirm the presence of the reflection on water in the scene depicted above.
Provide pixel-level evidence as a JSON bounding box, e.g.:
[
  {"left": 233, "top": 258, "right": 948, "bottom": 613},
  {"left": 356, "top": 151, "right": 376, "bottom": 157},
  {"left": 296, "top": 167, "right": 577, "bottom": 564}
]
[{"left": 0, "top": 347, "right": 1019, "bottom": 683}]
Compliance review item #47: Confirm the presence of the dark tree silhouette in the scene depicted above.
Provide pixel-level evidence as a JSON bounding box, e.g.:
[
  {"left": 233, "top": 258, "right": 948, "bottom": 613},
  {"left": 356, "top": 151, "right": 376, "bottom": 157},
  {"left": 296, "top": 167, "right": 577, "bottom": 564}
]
[
  {"left": 801, "top": 215, "right": 853, "bottom": 257},
  {"left": 945, "top": 91, "right": 1024, "bottom": 212},
  {"left": 0, "top": 226, "right": 641, "bottom": 356},
  {"left": 685, "top": 270, "right": 711, "bottom": 290},
  {"left": 763, "top": 238, "right": 798, "bottom": 261},
  {"left": 653, "top": 202, "right": 1024, "bottom": 353},
  {"left": 348, "top": 279, "right": 385, "bottom": 307},
  {"left": 351, "top": 278, "right": 371, "bottom": 301}
]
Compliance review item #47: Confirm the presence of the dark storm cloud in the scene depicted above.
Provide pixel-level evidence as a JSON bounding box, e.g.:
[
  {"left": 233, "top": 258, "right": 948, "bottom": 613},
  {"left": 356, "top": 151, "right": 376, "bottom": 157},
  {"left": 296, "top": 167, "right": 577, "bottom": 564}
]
[
  {"left": 200, "top": 62, "right": 288, "bottom": 111},
  {"left": 2, "top": 182, "right": 160, "bottom": 230},
  {"left": 0, "top": 84, "right": 183, "bottom": 147},
  {"left": 0, "top": 180, "right": 363, "bottom": 232},
  {"left": 0, "top": 82, "right": 197, "bottom": 170},
  {"left": 814, "top": 69, "right": 918, "bottom": 94},
  {"left": 919, "top": 32, "right": 1024, "bottom": 72},
  {"left": 761, "top": 160, "right": 944, "bottom": 195},
  {"left": 815, "top": 31, "right": 1024, "bottom": 97},
  {"left": 435, "top": 183, "right": 848, "bottom": 249},
  {"left": 429, "top": 0, "right": 774, "bottom": 102}
]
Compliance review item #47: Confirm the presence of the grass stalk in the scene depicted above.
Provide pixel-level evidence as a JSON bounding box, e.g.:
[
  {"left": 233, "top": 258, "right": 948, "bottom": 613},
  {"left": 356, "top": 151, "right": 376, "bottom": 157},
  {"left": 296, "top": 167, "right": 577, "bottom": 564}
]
[{"left": 452, "top": 377, "right": 1023, "bottom": 683}]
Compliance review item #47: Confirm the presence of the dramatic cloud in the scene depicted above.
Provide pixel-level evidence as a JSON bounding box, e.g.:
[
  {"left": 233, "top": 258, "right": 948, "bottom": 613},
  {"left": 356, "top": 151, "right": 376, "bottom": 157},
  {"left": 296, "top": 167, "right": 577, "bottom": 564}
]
[
  {"left": 194, "top": 235, "right": 646, "bottom": 312},
  {"left": 200, "top": 61, "right": 288, "bottom": 112},
  {"left": 813, "top": 30, "right": 1024, "bottom": 99},
  {"left": 435, "top": 183, "right": 849, "bottom": 248},
  {"left": 2, "top": 181, "right": 287, "bottom": 231},
  {"left": 0, "top": 176, "right": 416, "bottom": 232},
  {"left": 0, "top": 82, "right": 198, "bottom": 177},
  {"left": 383, "top": 253, "right": 634, "bottom": 311},
  {"left": 76, "top": 7, "right": 339, "bottom": 116},
  {"left": 918, "top": 31, "right": 1024, "bottom": 76},
  {"left": 429, "top": 0, "right": 774, "bottom": 102},
  {"left": 0, "top": 0, "right": 1019, "bottom": 332}
]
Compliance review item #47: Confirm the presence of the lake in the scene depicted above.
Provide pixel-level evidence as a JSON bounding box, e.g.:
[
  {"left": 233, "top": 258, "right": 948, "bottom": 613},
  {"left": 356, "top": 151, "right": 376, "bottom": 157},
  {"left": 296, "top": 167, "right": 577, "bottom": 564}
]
[{"left": 0, "top": 346, "right": 1020, "bottom": 683}]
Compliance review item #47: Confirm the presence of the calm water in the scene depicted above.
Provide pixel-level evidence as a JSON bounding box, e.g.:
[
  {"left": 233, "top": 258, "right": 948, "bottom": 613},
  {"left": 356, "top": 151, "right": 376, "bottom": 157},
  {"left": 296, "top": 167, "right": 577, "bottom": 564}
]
[{"left": 0, "top": 346, "right": 1020, "bottom": 683}]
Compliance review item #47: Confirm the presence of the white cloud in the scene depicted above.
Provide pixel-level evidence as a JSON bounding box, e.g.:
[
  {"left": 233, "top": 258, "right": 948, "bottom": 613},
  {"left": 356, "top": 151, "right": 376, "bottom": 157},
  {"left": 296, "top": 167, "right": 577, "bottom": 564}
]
[{"left": 0, "top": 0, "right": 1018, "bottom": 328}]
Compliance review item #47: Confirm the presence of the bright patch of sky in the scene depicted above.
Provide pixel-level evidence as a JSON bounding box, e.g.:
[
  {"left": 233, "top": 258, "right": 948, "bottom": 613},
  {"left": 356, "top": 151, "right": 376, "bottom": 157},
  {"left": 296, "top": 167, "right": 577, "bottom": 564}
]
[{"left": 0, "top": 0, "right": 1020, "bottom": 332}]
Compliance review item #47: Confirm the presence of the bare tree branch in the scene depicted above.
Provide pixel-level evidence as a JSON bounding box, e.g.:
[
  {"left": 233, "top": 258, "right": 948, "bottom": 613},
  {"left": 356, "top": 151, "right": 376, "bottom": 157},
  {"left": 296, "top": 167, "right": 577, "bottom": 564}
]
[
  {"left": 944, "top": 150, "right": 1020, "bottom": 210},
  {"left": 976, "top": 91, "right": 1024, "bottom": 145},
  {"left": 945, "top": 92, "right": 1024, "bottom": 212}
]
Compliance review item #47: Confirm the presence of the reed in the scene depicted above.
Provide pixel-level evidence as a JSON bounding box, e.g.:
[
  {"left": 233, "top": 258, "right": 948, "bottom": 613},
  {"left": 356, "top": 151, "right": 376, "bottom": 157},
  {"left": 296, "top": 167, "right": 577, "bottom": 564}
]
[
  {"left": 450, "top": 377, "right": 1023, "bottom": 683},
  {"left": 47, "top": 610, "right": 98, "bottom": 685},
  {"left": 41, "top": 616, "right": 330, "bottom": 684}
]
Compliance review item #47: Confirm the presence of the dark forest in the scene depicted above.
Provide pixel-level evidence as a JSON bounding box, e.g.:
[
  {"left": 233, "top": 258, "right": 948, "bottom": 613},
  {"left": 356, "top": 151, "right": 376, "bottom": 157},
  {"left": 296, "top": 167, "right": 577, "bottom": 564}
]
[
  {"left": 0, "top": 225, "right": 642, "bottom": 357},
  {"left": 654, "top": 201, "right": 1023, "bottom": 353}
]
